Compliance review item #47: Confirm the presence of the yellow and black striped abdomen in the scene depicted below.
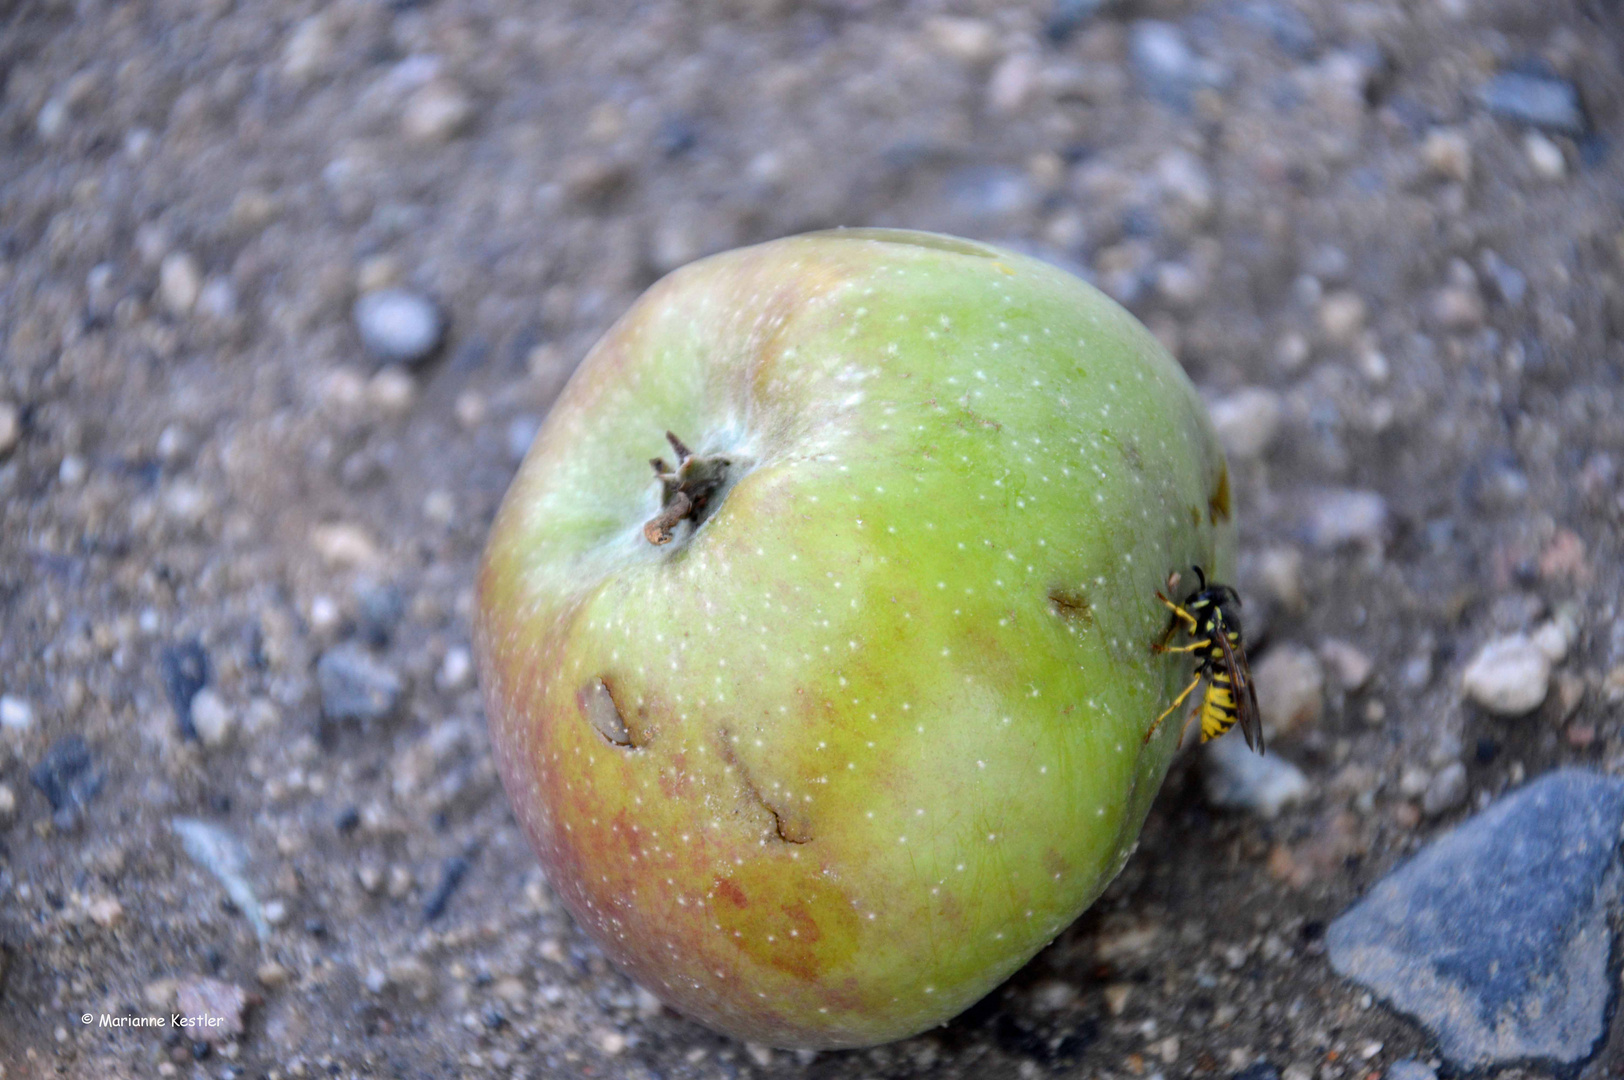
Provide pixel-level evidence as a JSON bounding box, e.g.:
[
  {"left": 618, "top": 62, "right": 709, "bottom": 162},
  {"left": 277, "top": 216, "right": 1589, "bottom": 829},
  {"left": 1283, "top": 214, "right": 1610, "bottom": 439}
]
[{"left": 1195, "top": 631, "right": 1241, "bottom": 741}]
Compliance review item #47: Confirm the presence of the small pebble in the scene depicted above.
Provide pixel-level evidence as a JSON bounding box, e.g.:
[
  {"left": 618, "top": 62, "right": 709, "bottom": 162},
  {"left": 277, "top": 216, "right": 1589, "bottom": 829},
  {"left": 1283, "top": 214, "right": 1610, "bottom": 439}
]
[
  {"left": 317, "top": 644, "right": 404, "bottom": 723},
  {"left": 924, "top": 16, "right": 998, "bottom": 63},
  {"left": 357, "top": 254, "right": 402, "bottom": 294},
  {"left": 0, "top": 782, "right": 15, "bottom": 823},
  {"left": 453, "top": 390, "right": 486, "bottom": 429},
  {"left": 367, "top": 367, "right": 417, "bottom": 414},
  {"left": 1385, "top": 1061, "right": 1437, "bottom": 1080},
  {"left": 1479, "top": 72, "right": 1585, "bottom": 135},
  {"left": 1421, "top": 128, "right": 1472, "bottom": 183},
  {"left": 355, "top": 580, "right": 406, "bottom": 648},
  {"left": 163, "top": 481, "right": 211, "bottom": 527},
  {"left": 401, "top": 80, "right": 476, "bottom": 143},
  {"left": 423, "top": 489, "right": 456, "bottom": 525},
  {"left": 1156, "top": 149, "right": 1214, "bottom": 219},
  {"left": 1523, "top": 131, "right": 1566, "bottom": 180},
  {"left": 160, "top": 639, "right": 210, "bottom": 740},
  {"left": 1253, "top": 645, "right": 1325, "bottom": 735},
  {"left": 0, "top": 694, "right": 34, "bottom": 731},
  {"left": 561, "top": 155, "right": 632, "bottom": 204},
  {"left": 1480, "top": 250, "right": 1527, "bottom": 306},
  {"left": 1301, "top": 489, "right": 1389, "bottom": 549},
  {"left": 175, "top": 976, "right": 251, "bottom": 1043},
  {"left": 423, "top": 855, "right": 471, "bottom": 922},
  {"left": 1130, "top": 20, "right": 1227, "bottom": 104},
  {"left": 1398, "top": 764, "right": 1432, "bottom": 799},
  {"left": 1208, "top": 387, "right": 1283, "bottom": 461},
  {"left": 354, "top": 289, "right": 446, "bottom": 367},
  {"left": 506, "top": 415, "right": 541, "bottom": 463},
  {"left": 155, "top": 423, "right": 191, "bottom": 464},
  {"left": 1318, "top": 290, "right": 1367, "bottom": 345},
  {"left": 1422, "top": 762, "right": 1468, "bottom": 817},
  {"left": 188, "top": 689, "right": 235, "bottom": 748},
  {"left": 86, "top": 895, "right": 125, "bottom": 928},
  {"left": 436, "top": 646, "right": 474, "bottom": 693},
  {"left": 1431, "top": 285, "right": 1484, "bottom": 330},
  {"left": 0, "top": 401, "right": 20, "bottom": 456},
  {"left": 197, "top": 277, "right": 238, "bottom": 321},
  {"left": 31, "top": 736, "right": 103, "bottom": 823},
  {"left": 1272, "top": 333, "right": 1309, "bottom": 373},
  {"left": 1253, "top": 547, "right": 1305, "bottom": 613},
  {"left": 1460, "top": 634, "right": 1551, "bottom": 716},
  {"left": 310, "top": 522, "right": 381, "bottom": 568},
  {"left": 1532, "top": 617, "right": 1574, "bottom": 663},
  {"left": 37, "top": 96, "right": 70, "bottom": 141},
  {"left": 256, "top": 962, "right": 291, "bottom": 989},
  {"left": 1204, "top": 735, "right": 1312, "bottom": 818},
  {"left": 282, "top": 14, "right": 334, "bottom": 82},
  {"left": 1318, "top": 639, "right": 1374, "bottom": 691},
  {"left": 309, "top": 594, "right": 341, "bottom": 635},
  {"left": 58, "top": 454, "right": 88, "bottom": 487},
  {"left": 159, "top": 252, "right": 203, "bottom": 316}
]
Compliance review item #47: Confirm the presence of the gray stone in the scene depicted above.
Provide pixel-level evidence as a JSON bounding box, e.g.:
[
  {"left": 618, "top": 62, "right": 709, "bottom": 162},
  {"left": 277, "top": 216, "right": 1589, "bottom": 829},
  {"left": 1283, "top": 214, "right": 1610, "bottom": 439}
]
[
  {"left": 1202, "top": 734, "right": 1311, "bottom": 818},
  {"left": 1383, "top": 1062, "right": 1435, "bottom": 1080},
  {"left": 506, "top": 415, "right": 541, "bottom": 463},
  {"left": 1300, "top": 489, "right": 1389, "bottom": 549},
  {"left": 1460, "top": 634, "right": 1550, "bottom": 716},
  {"left": 317, "top": 643, "right": 404, "bottom": 722},
  {"left": 1129, "top": 21, "right": 1228, "bottom": 106},
  {"left": 354, "top": 289, "right": 445, "bottom": 367},
  {"left": 1479, "top": 73, "right": 1585, "bottom": 135},
  {"left": 1208, "top": 387, "right": 1283, "bottom": 462},
  {"left": 1327, "top": 768, "right": 1624, "bottom": 1070},
  {"left": 1421, "top": 761, "right": 1467, "bottom": 818}
]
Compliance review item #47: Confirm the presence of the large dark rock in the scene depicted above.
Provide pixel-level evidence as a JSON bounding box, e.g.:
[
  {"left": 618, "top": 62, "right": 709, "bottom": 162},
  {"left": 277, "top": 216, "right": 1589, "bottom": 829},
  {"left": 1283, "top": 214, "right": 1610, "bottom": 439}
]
[{"left": 1326, "top": 768, "right": 1624, "bottom": 1071}]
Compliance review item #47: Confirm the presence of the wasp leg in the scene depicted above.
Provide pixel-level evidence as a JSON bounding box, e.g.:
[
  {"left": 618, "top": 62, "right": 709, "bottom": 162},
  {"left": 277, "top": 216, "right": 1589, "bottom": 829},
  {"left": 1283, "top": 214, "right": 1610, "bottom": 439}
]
[
  {"left": 1144, "top": 673, "right": 1202, "bottom": 745},
  {"left": 1157, "top": 594, "right": 1201, "bottom": 632},
  {"left": 1152, "top": 640, "right": 1206, "bottom": 656}
]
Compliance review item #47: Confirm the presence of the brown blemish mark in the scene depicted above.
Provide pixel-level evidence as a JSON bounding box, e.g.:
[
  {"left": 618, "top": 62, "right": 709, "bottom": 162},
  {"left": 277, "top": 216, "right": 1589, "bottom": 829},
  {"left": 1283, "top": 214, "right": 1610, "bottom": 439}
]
[
  {"left": 577, "top": 676, "right": 636, "bottom": 746},
  {"left": 1208, "top": 464, "right": 1232, "bottom": 524},
  {"left": 717, "top": 729, "right": 812, "bottom": 844},
  {"left": 954, "top": 394, "right": 1003, "bottom": 433},
  {"left": 710, "top": 864, "right": 862, "bottom": 982},
  {"left": 1048, "top": 586, "right": 1094, "bottom": 626}
]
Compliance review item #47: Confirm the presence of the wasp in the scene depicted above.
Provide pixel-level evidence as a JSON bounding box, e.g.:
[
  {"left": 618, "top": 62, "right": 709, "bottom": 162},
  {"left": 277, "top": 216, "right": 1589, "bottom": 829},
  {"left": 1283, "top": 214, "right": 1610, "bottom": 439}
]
[{"left": 1144, "top": 566, "right": 1263, "bottom": 753}]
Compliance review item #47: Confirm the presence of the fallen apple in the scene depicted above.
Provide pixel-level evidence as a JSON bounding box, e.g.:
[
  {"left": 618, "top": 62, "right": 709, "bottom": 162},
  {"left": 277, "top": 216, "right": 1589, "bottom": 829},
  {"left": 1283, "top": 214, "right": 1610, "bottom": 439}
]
[{"left": 476, "top": 229, "right": 1234, "bottom": 1048}]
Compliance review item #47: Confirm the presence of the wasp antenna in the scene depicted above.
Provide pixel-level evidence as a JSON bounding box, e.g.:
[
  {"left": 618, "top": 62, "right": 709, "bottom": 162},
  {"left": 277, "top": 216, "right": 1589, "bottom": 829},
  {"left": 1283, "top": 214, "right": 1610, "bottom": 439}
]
[{"left": 1191, "top": 565, "right": 1207, "bottom": 590}]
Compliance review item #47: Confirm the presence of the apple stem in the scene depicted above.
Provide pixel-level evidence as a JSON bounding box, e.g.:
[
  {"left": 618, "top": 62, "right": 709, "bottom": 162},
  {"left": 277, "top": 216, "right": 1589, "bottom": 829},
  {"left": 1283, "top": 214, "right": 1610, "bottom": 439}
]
[{"left": 644, "top": 431, "right": 731, "bottom": 546}]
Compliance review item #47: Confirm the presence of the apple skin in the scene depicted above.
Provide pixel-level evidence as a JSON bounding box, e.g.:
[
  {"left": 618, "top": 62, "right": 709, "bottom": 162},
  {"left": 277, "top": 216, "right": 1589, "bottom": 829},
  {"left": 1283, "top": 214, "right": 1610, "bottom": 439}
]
[{"left": 476, "top": 229, "right": 1234, "bottom": 1048}]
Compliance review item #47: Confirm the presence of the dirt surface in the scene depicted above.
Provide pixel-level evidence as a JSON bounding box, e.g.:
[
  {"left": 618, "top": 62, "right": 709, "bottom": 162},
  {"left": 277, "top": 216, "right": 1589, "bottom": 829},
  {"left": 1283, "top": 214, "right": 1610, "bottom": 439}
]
[{"left": 3, "top": 0, "right": 1624, "bottom": 1077}]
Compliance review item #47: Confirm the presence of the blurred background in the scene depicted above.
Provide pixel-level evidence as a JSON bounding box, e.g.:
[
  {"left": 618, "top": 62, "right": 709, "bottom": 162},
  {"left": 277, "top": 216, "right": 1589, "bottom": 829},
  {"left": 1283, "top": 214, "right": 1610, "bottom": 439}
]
[{"left": 2, "top": 0, "right": 1622, "bottom": 1076}]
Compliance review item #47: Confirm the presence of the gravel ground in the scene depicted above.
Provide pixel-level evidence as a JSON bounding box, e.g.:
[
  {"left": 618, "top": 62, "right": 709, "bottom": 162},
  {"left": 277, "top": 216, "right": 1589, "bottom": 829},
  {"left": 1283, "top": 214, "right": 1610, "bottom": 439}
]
[{"left": 3, "top": 0, "right": 1623, "bottom": 1077}]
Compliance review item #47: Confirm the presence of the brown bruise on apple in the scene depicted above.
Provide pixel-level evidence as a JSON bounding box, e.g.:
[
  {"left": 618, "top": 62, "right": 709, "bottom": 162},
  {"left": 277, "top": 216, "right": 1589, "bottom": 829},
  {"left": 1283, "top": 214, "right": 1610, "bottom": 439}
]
[{"left": 476, "top": 230, "right": 1236, "bottom": 1048}]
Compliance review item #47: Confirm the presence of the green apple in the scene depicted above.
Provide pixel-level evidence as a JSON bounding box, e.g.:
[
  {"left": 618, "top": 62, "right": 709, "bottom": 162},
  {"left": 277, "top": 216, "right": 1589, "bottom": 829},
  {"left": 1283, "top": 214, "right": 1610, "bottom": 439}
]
[{"left": 476, "top": 229, "right": 1233, "bottom": 1048}]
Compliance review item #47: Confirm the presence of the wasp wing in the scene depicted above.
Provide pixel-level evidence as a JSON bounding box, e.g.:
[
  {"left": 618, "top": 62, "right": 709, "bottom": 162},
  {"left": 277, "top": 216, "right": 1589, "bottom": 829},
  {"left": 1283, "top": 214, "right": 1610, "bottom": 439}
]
[{"left": 1216, "top": 629, "right": 1264, "bottom": 754}]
